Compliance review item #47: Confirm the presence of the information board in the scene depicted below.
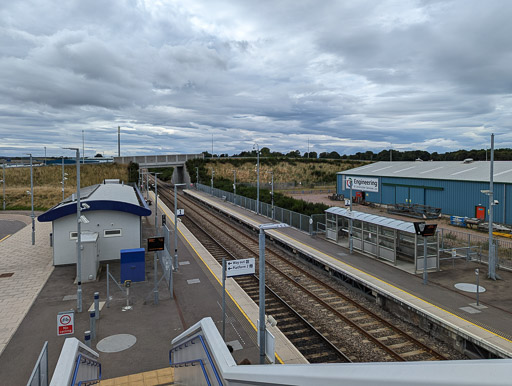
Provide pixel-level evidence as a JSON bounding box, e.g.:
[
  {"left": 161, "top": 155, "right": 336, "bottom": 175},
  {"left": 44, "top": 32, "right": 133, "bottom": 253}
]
[
  {"left": 147, "top": 237, "right": 165, "bottom": 251},
  {"left": 226, "top": 258, "right": 256, "bottom": 277}
]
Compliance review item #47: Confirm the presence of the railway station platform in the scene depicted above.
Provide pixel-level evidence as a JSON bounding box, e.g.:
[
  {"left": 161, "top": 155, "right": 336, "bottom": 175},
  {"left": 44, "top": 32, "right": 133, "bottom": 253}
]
[
  {"left": 184, "top": 189, "right": 512, "bottom": 360},
  {"left": 0, "top": 195, "right": 305, "bottom": 384}
]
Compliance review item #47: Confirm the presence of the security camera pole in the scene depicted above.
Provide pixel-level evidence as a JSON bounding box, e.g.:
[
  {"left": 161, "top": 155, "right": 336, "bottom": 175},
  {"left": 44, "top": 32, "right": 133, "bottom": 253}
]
[
  {"left": 258, "top": 223, "right": 289, "bottom": 364},
  {"left": 64, "top": 147, "right": 82, "bottom": 312}
]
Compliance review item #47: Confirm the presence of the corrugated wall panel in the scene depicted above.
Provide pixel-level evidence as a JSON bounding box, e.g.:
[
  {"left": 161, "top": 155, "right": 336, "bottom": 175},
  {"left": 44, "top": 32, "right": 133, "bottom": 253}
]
[{"left": 337, "top": 174, "right": 512, "bottom": 224}]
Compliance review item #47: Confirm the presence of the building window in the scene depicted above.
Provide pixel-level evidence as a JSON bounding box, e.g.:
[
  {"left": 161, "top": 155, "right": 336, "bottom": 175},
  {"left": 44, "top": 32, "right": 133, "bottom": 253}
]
[
  {"left": 104, "top": 229, "right": 122, "bottom": 238},
  {"left": 70, "top": 232, "right": 78, "bottom": 240}
]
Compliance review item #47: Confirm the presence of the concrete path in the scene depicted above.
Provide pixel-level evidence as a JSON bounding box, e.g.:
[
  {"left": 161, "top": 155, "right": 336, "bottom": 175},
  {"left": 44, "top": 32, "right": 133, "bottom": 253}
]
[{"left": 0, "top": 216, "right": 53, "bottom": 357}]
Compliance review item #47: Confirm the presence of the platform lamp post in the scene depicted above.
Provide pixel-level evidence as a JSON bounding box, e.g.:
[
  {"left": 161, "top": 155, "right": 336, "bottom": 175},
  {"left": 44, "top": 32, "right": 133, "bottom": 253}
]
[
  {"left": 61, "top": 157, "right": 68, "bottom": 201},
  {"left": 348, "top": 177, "right": 353, "bottom": 254},
  {"left": 2, "top": 162, "right": 5, "bottom": 210},
  {"left": 173, "top": 183, "right": 186, "bottom": 272},
  {"left": 64, "top": 147, "right": 85, "bottom": 312},
  {"left": 153, "top": 173, "right": 162, "bottom": 230},
  {"left": 258, "top": 222, "right": 289, "bottom": 364},
  {"left": 265, "top": 171, "right": 274, "bottom": 220},
  {"left": 25, "top": 153, "right": 35, "bottom": 245},
  {"left": 196, "top": 167, "right": 199, "bottom": 188},
  {"left": 232, "top": 169, "right": 237, "bottom": 205},
  {"left": 253, "top": 143, "right": 260, "bottom": 215},
  {"left": 210, "top": 169, "right": 215, "bottom": 195}
]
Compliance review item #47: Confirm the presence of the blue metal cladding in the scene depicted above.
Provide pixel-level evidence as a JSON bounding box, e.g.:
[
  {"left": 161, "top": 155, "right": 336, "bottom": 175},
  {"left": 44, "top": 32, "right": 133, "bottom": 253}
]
[{"left": 337, "top": 174, "right": 512, "bottom": 224}]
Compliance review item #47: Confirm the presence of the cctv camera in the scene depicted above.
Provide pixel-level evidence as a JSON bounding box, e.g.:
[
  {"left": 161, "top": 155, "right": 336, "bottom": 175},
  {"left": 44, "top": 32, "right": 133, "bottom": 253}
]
[
  {"left": 81, "top": 203, "right": 90, "bottom": 210},
  {"left": 493, "top": 199, "right": 499, "bottom": 205}
]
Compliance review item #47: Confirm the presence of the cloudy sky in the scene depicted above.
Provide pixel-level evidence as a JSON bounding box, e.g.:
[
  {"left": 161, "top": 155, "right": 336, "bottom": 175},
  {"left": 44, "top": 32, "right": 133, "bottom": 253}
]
[{"left": 1, "top": 0, "right": 512, "bottom": 158}]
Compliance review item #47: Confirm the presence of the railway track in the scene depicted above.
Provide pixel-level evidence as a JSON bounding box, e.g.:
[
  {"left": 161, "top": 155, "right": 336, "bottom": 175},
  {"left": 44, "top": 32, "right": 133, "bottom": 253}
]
[
  {"left": 155, "top": 184, "right": 350, "bottom": 363},
  {"left": 150, "top": 178, "right": 449, "bottom": 362}
]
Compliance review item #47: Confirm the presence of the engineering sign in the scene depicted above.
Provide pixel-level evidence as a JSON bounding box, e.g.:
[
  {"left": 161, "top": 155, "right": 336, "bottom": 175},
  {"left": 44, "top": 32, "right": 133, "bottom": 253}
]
[{"left": 345, "top": 176, "right": 379, "bottom": 192}]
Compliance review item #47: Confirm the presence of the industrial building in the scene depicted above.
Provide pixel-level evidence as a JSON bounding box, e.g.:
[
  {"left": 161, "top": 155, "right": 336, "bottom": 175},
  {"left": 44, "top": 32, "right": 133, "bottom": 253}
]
[
  {"left": 38, "top": 181, "right": 150, "bottom": 281},
  {"left": 337, "top": 160, "right": 512, "bottom": 225}
]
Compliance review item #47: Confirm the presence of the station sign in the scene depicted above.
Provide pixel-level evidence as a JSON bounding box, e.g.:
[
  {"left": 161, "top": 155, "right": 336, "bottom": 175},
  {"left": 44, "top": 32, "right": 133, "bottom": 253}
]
[
  {"left": 346, "top": 176, "right": 379, "bottom": 192},
  {"left": 226, "top": 258, "right": 256, "bottom": 277},
  {"left": 177, "top": 209, "right": 185, "bottom": 216},
  {"left": 57, "top": 310, "right": 74, "bottom": 336},
  {"left": 147, "top": 236, "right": 165, "bottom": 251}
]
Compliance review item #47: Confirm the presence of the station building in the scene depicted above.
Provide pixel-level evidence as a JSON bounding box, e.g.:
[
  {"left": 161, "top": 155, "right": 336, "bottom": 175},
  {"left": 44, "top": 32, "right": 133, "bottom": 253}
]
[
  {"left": 337, "top": 160, "right": 512, "bottom": 225},
  {"left": 38, "top": 181, "right": 150, "bottom": 280}
]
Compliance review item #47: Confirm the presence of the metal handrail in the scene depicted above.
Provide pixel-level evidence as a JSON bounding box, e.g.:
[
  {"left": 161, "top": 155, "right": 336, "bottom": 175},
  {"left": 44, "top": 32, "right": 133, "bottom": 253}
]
[
  {"left": 169, "top": 334, "right": 223, "bottom": 386},
  {"left": 70, "top": 353, "right": 101, "bottom": 386}
]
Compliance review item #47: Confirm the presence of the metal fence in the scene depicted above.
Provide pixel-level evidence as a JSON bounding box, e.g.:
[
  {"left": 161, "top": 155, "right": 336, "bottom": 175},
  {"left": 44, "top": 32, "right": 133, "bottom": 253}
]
[
  {"left": 439, "top": 227, "right": 512, "bottom": 271},
  {"left": 196, "top": 183, "right": 313, "bottom": 234},
  {"left": 27, "top": 341, "right": 48, "bottom": 386}
]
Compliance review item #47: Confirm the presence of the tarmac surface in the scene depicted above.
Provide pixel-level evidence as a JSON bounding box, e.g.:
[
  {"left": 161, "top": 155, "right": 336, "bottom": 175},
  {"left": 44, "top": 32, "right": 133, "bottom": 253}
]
[{"left": 0, "top": 208, "right": 260, "bottom": 384}]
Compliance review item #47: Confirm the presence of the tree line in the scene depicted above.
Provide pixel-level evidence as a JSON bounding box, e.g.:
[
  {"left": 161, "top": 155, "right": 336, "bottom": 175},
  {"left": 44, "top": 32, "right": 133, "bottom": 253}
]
[{"left": 204, "top": 147, "right": 512, "bottom": 161}]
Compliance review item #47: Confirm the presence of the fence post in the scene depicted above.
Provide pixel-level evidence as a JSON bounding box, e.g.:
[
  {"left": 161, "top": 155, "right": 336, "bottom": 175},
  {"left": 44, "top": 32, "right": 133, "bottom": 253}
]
[
  {"left": 85, "top": 331, "right": 91, "bottom": 348},
  {"left": 94, "top": 292, "right": 99, "bottom": 320},
  {"left": 89, "top": 312, "right": 96, "bottom": 340}
]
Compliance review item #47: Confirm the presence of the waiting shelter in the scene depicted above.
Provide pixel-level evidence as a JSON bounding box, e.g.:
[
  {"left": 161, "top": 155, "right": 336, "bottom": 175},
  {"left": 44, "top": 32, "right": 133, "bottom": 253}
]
[{"left": 325, "top": 207, "right": 439, "bottom": 272}]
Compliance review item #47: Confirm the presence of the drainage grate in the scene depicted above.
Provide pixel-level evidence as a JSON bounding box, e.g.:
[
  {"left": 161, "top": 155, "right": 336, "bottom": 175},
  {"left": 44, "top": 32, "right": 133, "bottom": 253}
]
[{"left": 0, "top": 273, "right": 14, "bottom": 278}]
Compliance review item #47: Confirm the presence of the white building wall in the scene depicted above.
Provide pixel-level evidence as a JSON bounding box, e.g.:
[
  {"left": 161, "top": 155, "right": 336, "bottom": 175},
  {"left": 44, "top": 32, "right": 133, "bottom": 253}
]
[{"left": 53, "top": 210, "right": 141, "bottom": 266}]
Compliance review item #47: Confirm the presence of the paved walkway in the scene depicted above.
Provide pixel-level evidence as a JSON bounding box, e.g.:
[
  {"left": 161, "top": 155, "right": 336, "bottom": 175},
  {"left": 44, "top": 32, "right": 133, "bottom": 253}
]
[{"left": 0, "top": 216, "right": 53, "bottom": 356}]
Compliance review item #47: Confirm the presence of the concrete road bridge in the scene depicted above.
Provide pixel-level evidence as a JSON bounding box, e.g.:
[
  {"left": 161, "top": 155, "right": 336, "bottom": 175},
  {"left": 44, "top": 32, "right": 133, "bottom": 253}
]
[
  {"left": 114, "top": 153, "right": 203, "bottom": 168},
  {"left": 114, "top": 153, "right": 203, "bottom": 184}
]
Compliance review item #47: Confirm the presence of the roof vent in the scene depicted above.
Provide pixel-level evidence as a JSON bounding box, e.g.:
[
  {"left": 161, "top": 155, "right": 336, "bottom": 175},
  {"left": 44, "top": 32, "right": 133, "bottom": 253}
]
[{"left": 463, "top": 158, "right": 474, "bottom": 164}]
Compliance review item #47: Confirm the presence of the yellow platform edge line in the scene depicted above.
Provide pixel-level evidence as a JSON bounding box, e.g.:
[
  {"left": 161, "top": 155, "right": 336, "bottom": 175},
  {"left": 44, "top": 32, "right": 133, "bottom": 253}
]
[
  {"left": 155, "top": 194, "right": 285, "bottom": 365},
  {"left": 274, "top": 229, "right": 512, "bottom": 346},
  {"left": 0, "top": 234, "right": 11, "bottom": 243},
  {"left": 188, "top": 190, "right": 512, "bottom": 346}
]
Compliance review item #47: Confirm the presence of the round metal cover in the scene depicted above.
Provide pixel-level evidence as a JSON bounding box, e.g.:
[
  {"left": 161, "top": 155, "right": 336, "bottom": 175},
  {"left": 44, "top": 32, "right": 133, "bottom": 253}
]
[
  {"left": 96, "top": 334, "right": 137, "bottom": 353},
  {"left": 454, "top": 283, "right": 486, "bottom": 293}
]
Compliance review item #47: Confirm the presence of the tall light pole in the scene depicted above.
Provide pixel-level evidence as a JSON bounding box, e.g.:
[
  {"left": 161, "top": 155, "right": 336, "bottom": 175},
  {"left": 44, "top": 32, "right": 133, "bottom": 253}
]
[
  {"left": 196, "top": 167, "right": 199, "bottom": 187},
  {"left": 118, "top": 126, "right": 121, "bottom": 157},
  {"left": 61, "top": 157, "right": 68, "bottom": 201},
  {"left": 258, "top": 223, "right": 289, "bottom": 364},
  {"left": 153, "top": 173, "right": 162, "bottom": 230},
  {"left": 210, "top": 168, "right": 215, "bottom": 194},
  {"left": 25, "top": 153, "right": 35, "bottom": 245},
  {"left": 232, "top": 169, "right": 237, "bottom": 204},
  {"left": 64, "top": 147, "right": 83, "bottom": 312},
  {"left": 2, "top": 162, "right": 5, "bottom": 210},
  {"left": 254, "top": 143, "right": 260, "bottom": 215},
  {"left": 265, "top": 171, "right": 274, "bottom": 220},
  {"left": 44, "top": 146, "right": 46, "bottom": 166},
  {"left": 82, "top": 130, "right": 85, "bottom": 164},
  {"left": 349, "top": 178, "right": 353, "bottom": 254},
  {"left": 174, "top": 183, "right": 186, "bottom": 272},
  {"left": 488, "top": 133, "right": 497, "bottom": 280}
]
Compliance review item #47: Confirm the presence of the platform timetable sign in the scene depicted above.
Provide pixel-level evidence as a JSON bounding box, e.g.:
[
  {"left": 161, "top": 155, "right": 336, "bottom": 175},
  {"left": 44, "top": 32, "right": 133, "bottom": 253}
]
[
  {"left": 57, "top": 310, "right": 74, "bottom": 336},
  {"left": 147, "top": 236, "right": 165, "bottom": 251},
  {"left": 226, "top": 258, "right": 256, "bottom": 277}
]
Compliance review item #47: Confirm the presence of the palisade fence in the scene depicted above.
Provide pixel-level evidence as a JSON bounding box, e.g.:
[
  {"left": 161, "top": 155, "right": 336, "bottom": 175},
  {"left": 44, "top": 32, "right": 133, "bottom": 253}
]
[
  {"left": 439, "top": 228, "right": 512, "bottom": 271},
  {"left": 196, "top": 183, "right": 314, "bottom": 234}
]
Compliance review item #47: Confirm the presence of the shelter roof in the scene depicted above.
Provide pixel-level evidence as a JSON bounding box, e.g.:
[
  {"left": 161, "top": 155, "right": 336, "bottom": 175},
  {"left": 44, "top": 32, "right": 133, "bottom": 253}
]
[{"left": 325, "top": 207, "right": 416, "bottom": 233}]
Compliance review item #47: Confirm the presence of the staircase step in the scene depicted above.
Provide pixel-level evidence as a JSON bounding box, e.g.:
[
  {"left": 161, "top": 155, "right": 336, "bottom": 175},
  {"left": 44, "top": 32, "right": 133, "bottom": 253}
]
[{"left": 100, "top": 367, "right": 174, "bottom": 385}]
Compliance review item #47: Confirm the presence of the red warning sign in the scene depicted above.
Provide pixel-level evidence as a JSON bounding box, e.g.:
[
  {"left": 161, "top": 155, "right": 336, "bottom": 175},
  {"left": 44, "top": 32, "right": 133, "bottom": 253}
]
[{"left": 57, "top": 311, "right": 74, "bottom": 336}]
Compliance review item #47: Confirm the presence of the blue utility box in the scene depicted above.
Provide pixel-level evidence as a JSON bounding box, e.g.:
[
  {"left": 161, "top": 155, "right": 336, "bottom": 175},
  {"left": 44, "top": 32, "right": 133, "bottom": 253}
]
[{"left": 120, "top": 248, "right": 145, "bottom": 283}]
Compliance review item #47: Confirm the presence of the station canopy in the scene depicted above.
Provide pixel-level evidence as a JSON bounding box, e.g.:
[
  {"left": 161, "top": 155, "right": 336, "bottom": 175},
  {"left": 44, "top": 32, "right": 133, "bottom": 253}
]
[{"left": 325, "top": 207, "right": 416, "bottom": 233}]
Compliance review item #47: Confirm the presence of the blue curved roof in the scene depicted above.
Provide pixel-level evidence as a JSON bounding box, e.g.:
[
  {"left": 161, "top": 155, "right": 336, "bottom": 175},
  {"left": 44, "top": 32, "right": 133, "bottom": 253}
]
[
  {"left": 38, "top": 183, "right": 151, "bottom": 222},
  {"left": 38, "top": 200, "right": 151, "bottom": 222}
]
